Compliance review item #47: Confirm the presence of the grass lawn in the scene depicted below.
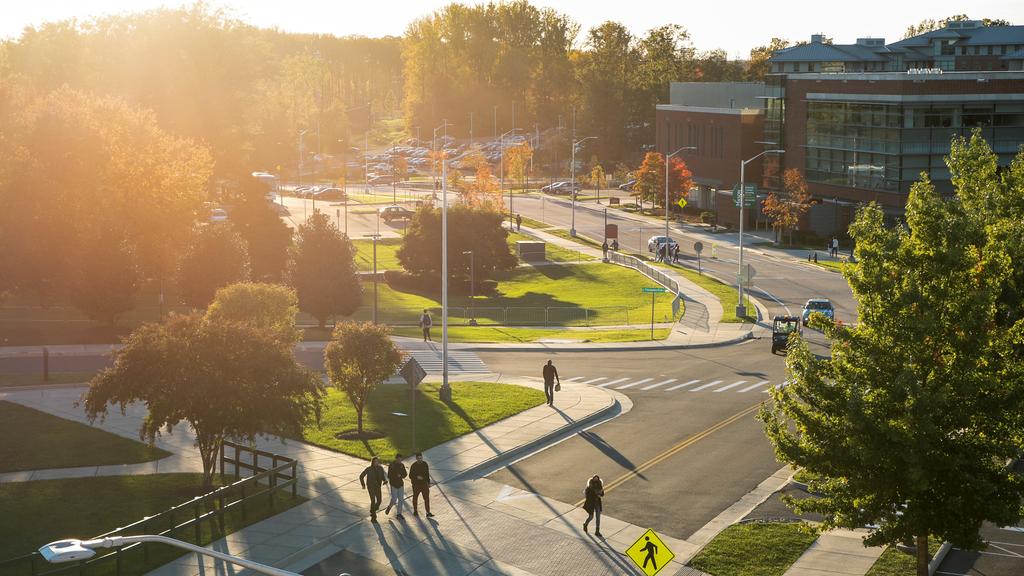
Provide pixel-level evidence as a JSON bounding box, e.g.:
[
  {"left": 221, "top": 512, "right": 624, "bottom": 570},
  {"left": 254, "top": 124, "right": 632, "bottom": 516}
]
[
  {"left": 389, "top": 325, "right": 671, "bottom": 343},
  {"left": 811, "top": 258, "right": 848, "bottom": 273},
  {"left": 0, "top": 401, "right": 169, "bottom": 473},
  {"left": 507, "top": 232, "right": 595, "bottom": 263},
  {"left": 0, "top": 474, "right": 303, "bottom": 571},
  {"left": 518, "top": 215, "right": 552, "bottom": 229},
  {"left": 297, "top": 381, "right": 545, "bottom": 461},
  {"left": 865, "top": 536, "right": 943, "bottom": 576},
  {"left": 349, "top": 263, "right": 677, "bottom": 326},
  {"left": 688, "top": 521, "right": 818, "bottom": 576},
  {"left": 653, "top": 262, "right": 756, "bottom": 323},
  {"left": 352, "top": 237, "right": 403, "bottom": 271},
  {"left": 0, "top": 371, "right": 97, "bottom": 388},
  {"left": 543, "top": 227, "right": 605, "bottom": 250}
]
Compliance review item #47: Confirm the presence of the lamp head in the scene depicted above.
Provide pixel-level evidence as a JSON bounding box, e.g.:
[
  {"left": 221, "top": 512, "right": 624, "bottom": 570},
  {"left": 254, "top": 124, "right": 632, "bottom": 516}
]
[{"left": 39, "top": 540, "right": 97, "bottom": 563}]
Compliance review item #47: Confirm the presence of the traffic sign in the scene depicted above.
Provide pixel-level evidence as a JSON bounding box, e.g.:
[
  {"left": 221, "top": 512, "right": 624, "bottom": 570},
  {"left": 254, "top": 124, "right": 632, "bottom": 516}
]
[
  {"left": 625, "top": 528, "right": 675, "bottom": 575},
  {"left": 677, "top": 198, "right": 687, "bottom": 210},
  {"left": 738, "top": 263, "right": 757, "bottom": 286},
  {"left": 693, "top": 241, "right": 703, "bottom": 254},
  {"left": 400, "top": 357, "right": 427, "bottom": 388},
  {"left": 642, "top": 287, "right": 667, "bottom": 293},
  {"left": 732, "top": 183, "right": 757, "bottom": 207}
]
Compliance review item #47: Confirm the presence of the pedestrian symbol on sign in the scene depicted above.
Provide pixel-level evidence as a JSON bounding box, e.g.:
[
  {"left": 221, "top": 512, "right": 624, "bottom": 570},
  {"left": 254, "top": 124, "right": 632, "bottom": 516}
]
[{"left": 625, "top": 528, "right": 675, "bottom": 575}]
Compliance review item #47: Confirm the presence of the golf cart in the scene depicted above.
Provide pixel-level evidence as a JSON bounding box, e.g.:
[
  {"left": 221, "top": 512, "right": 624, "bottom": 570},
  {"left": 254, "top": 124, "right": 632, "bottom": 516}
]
[{"left": 771, "top": 315, "right": 801, "bottom": 354}]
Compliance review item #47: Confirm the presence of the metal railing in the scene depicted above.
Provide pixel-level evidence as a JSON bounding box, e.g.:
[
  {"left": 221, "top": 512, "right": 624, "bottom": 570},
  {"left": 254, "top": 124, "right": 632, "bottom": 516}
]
[
  {"left": 606, "top": 251, "right": 679, "bottom": 294},
  {"left": 0, "top": 441, "right": 298, "bottom": 576}
]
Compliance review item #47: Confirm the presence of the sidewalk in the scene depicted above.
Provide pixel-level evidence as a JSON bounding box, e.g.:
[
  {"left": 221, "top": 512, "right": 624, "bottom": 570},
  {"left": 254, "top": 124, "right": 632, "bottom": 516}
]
[
  {"left": 783, "top": 528, "right": 884, "bottom": 576},
  {"left": 0, "top": 377, "right": 707, "bottom": 576}
]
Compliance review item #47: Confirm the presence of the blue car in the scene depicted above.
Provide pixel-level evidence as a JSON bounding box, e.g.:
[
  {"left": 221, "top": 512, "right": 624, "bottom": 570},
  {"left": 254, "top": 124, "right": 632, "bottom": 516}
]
[{"left": 801, "top": 298, "right": 834, "bottom": 326}]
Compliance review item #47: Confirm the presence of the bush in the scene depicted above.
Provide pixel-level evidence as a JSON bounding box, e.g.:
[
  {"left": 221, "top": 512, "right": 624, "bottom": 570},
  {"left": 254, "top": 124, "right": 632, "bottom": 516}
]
[{"left": 701, "top": 211, "right": 716, "bottom": 224}]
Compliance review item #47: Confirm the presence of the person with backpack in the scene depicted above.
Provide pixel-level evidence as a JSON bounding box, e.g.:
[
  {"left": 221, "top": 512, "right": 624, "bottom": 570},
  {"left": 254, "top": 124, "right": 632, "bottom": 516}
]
[
  {"left": 384, "top": 454, "right": 408, "bottom": 520},
  {"left": 419, "top": 309, "right": 432, "bottom": 342},
  {"left": 582, "top": 475, "right": 604, "bottom": 536},
  {"left": 358, "top": 456, "right": 387, "bottom": 522}
]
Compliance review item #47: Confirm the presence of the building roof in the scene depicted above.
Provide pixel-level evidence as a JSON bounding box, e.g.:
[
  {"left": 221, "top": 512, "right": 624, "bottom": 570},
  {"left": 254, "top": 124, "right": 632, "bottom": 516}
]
[
  {"left": 771, "top": 42, "right": 888, "bottom": 62},
  {"left": 890, "top": 25, "right": 1024, "bottom": 48}
]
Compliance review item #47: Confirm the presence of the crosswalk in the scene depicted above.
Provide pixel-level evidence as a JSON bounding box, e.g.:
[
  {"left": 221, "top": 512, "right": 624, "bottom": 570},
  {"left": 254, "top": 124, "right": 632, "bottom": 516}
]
[
  {"left": 562, "top": 375, "right": 785, "bottom": 394},
  {"left": 404, "top": 349, "right": 490, "bottom": 374}
]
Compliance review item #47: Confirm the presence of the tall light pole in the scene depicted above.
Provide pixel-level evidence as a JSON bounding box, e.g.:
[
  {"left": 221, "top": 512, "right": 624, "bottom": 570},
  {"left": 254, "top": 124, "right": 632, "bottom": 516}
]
[
  {"left": 462, "top": 250, "right": 474, "bottom": 300},
  {"left": 469, "top": 111, "right": 474, "bottom": 147},
  {"left": 389, "top": 138, "right": 402, "bottom": 204},
  {"left": 499, "top": 128, "right": 521, "bottom": 226},
  {"left": 440, "top": 157, "right": 452, "bottom": 402},
  {"left": 432, "top": 120, "right": 452, "bottom": 195},
  {"left": 570, "top": 136, "right": 597, "bottom": 237},
  {"left": 297, "top": 129, "right": 309, "bottom": 187},
  {"left": 363, "top": 233, "right": 381, "bottom": 323},
  {"left": 736, "top": 149, "right": 784, "bottom": 318},
  {"left": 664, "top": 146, "right": 697, "bottom": 240}
]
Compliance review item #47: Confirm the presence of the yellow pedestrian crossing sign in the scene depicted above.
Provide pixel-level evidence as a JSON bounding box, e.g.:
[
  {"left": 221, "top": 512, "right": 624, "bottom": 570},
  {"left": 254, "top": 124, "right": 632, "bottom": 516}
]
[
  {"left": 625, "top": 528, "right": 675, "bottom": 575},
  {"left": 677, "top": 198, "right": 687, "bottom": 210}
]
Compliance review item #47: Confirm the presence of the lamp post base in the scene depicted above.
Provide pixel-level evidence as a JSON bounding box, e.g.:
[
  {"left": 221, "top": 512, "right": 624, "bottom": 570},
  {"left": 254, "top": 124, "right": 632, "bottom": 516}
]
[
  {"left": 735, "top": 304, "right": 747, "bottom": 318},
  {"left": 570, "top": 228, "right": 576, "bottom": 237},
  {"left": 438, "top": 385, "right": 452, "bottom": 403}
]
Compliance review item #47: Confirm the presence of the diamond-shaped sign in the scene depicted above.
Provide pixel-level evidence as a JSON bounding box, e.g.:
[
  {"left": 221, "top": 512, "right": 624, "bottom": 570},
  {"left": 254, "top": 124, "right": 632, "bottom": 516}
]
[
  {"left": 625, "top": 528, "right": 676, "bottom": 575},
  {"left": 400, "top": 357, "right": 427, "bottom": 388}
]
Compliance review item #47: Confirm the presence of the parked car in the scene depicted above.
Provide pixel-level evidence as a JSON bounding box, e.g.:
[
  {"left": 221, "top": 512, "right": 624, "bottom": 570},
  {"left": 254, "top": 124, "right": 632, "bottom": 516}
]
[
  {"left": 209, "top": 208, "right": 229, "bottom": 223},
  {"left": 541, "top": 181, "right": 582, "bottom": 195},
  {"left": 378, "top": 205, "right": 415, "bottom": 223},
  {"left": 801, "top": 298, "right": 835, "bottom": 326},
  {"left": 312, "top": 187, "right": 346, "bottom": 201},
  {"left": 368, "top": 175, "right": 396, "bottom": 186},
  {"left": 618, "top": 179, "right": 637, "bottom": 192},
  {"left": 647, "top": 235, "right": 678, "bottom": 255}
]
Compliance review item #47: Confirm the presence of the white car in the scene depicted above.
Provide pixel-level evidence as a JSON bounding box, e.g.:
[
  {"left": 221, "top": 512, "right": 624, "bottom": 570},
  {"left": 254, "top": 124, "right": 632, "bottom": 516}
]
[
  {"left": 209, "top": 208, "right": 228, "bottom": 223},
  {"left": 647, "top": 235, "right": 678, "bottom": 255}
]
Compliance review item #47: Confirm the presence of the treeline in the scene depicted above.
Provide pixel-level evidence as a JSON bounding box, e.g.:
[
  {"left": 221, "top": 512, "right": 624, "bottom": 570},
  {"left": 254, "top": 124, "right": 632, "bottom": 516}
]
[{"left": 0, "top": 3, "right": 403, "bottom": 176}]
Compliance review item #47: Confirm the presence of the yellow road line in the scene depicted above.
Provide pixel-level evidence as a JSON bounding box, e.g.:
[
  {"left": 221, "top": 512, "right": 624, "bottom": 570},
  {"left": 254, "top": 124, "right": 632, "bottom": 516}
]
[{"left": 574, "top": 403, "right": 762, "bottom": 507}]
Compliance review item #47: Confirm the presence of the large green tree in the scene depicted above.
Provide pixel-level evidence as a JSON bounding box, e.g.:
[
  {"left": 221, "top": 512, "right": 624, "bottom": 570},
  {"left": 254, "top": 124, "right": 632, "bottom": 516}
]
[
  {"left": 83, "top": 313, "right": 323, "bottom": 489},
  {"left": 70, "top": 228, "right": 141, "bottom": 325},
  {"left": 287, "top": 211, "right": 361, "bottom": 328},
  {"left": 205, "top": 282, "right": 300, "bottom": 344},
  {"left": 227, "top": 178, "right": 293, "bottom": 283},
  {"left": 760, "top": 134, "right": 1024, "bottom": 576},
  {"left": 176, "top": 224, "right": 250, "bottom": 308},
  {"left": 397, "top": 205, "right": 517, "bottom": 282},
  {"left": 324, "top": 321, "right": 404, "bottom": 436}
]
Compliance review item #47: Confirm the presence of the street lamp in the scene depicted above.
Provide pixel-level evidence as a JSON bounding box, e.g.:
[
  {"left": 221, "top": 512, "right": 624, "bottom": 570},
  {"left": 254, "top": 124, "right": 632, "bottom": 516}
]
[
  {"left": 462, "top": 251, "right": 474, "bottom": 300},
  {"left": 363, "top": 233, "right": 381, "bottom": 324},
  {"left": 499, "top": 128, "right": 521, "bottom": 228},
  {"left": 298, "top": 129, "right": 309, "bottom": 188},
  {"left": 432, "top": 120, "right": 452, "bottom": 195},
  {"left": 440, "top": 157, "right": 452, "bottom": 402},
  {"left": 664, "top": 146, "right": 697, "bottom": 241},
  {"left": 39, "top": 536, "right": 315, "bottom": 576},
  {"left": 570, "top": 136, "right": 597, "bottom": 237},
  {"left": 735, "top": 149, "right": 784, "bottom": 318}
]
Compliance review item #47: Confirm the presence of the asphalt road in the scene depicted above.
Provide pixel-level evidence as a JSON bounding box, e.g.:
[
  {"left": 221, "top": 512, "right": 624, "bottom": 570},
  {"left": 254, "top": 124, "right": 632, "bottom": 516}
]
[{"left": 481, "top": 343, "right": 787, "bottom": 540}]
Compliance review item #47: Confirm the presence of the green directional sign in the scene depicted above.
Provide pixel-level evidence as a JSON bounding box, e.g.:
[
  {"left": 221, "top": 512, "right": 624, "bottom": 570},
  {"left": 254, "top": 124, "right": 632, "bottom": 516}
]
[
  {"left": 732, "top": 183, "right": 757, "bottom": 207},
  {"left": 642, "top": 287, "right": 667, "bottom": 293}
]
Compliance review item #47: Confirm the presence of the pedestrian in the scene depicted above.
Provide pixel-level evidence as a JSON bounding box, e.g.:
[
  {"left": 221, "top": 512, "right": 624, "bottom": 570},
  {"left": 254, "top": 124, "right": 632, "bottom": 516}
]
[
  {"left": 410, "top": 452, "right": 434, "bottom": 518},
  {"left": 384, "top": 454, "right": 408, "bottom": 520},
  {"left": 611, "top": 239, "right": 619, "bottom": 251},
  {"left": 516, "top": 213, "right": 522, "bottom": 232},
  {"left": 419, "top": 309, "right": 432, "bottom": 342},
  {"left": 832, "top": 237, "right": 839, "bottom": 258},
  {"left": 813, "top": 252, "right": 818, "bottom": 263},
  {"left": 359, "top": 456, "right": 387, "bottom": 522},
  {"left": 673, "top": 244, "right": 680, "bottom": 264},
  {"left": 602, "top": 240, "right": 609, "bottom": 260},
  {"left": 582, "top": 474, "right": 604, "bottom": 537},
  {"left": 542, "top": 359, "right": 560, "bottom": 406}
]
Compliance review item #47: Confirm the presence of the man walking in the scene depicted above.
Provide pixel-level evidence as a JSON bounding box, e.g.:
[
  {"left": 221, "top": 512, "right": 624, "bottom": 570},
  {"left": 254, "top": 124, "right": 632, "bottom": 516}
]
[
  {"left": 542, "top": 359, "right": 560, "bottom": 406},
  {"left": 516, "top": 213, "right": 522, "bottom": 232},
  {"left": 419, "top": 309, "right": 432, "bottom": 342},
  {"left": 409, "top": 452, "right": 434, "bottom": 518},
  {"left": 831, "top": 237, "right": 839, "bottom": 258},
  {"left": 359, "top": 456, "right": 387, "bottom": 522},
  {"left": 384, "top": 454, "right": 408, "bottom": 519}
]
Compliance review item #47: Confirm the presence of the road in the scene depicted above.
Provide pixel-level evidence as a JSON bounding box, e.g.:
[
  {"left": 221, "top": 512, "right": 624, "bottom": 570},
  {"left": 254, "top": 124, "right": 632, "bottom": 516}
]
[{"left": 481, "top": 344, "right": 786, "bottom": 540}]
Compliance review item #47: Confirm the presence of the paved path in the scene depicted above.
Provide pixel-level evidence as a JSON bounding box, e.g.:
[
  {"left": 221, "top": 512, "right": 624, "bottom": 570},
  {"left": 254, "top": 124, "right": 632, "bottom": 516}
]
[{"left": 783, "top": 528, "right": 885, "bottom": 576}]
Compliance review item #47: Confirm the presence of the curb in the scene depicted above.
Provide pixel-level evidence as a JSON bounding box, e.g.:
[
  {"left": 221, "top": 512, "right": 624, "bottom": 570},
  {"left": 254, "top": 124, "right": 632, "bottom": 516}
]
[
  {"left": 448, "top": 331, "right": 754, "bottom": 352},
  {"left": 0, "top": 382, "right": 89, "bottom": 393},
  {"left": 929, "top": 542, "right": 953, "bottom": 576},
  {"left": 444, "top": 389, "right": 626, "bottom": 483}
]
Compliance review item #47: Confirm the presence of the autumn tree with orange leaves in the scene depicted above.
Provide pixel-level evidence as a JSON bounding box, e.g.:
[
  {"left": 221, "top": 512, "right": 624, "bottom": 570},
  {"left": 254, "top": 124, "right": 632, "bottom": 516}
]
[{"left": 762, "top": 168, "right": 812, "bottom": 244}]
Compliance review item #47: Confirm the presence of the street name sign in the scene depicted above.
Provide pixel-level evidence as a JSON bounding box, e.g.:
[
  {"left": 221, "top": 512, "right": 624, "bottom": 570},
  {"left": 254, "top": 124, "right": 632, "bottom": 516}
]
[
  {"left": 642, "top": 287, "right": 667, "bottom": 293},
  {"left": 731, "top": 183, "right": 757, "bottom": 207}
]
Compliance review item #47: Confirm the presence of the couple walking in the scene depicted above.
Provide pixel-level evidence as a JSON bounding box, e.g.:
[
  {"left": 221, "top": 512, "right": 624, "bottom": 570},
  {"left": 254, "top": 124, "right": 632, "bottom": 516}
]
[{"left": 359, "top": 452, "right": 434, "bottom": 522}]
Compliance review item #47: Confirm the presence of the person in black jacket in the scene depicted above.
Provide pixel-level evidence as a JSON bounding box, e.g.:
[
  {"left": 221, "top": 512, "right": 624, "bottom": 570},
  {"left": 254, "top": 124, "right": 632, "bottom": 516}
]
[
  {"left": 359, "top": 456, "right": 387, "bottom": 522},
  {"left": 384, "top": 454, "right": 408, "bottom": 519},
  {"left": 542, "top": 360, "right": 560, "bottom": 406},
  {"left": 409, "top": 452, "right": 434, "bottom": 518},
  {"left": 582, "top": 474, "right": 604, "bottom": 537}
]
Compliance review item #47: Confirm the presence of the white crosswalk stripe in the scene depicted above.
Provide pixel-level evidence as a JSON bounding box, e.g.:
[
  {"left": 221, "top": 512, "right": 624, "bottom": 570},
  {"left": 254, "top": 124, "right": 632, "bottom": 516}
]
[
  {"left": 404, "top": 349, "right": 490, "bottom": 374},
  {"left": 579, "top": 377, "right": 608, "bottom": 385},
  {"left": 616, "top": 378, "right": 653, "bottom": 390},
  {"left": 713, "top": 380, "right": 747, "bottom": 392},
  {"left": 739, "top": 380, "right": 771, "bottom": 393},
  {"left": 597, "top": 377, "right": 630, "bottom": 388},
  {"left": 564, "top": 376, "right": 584, "bottom": 382},
  {"left": 690, "top": 380, "right": 724, "bottom": 392},
  {"left": 641, "top": 378, "right": 676, "bottom": 390},
  {"left": 666, "top": 379, "right": 701, "bottom": 391}
]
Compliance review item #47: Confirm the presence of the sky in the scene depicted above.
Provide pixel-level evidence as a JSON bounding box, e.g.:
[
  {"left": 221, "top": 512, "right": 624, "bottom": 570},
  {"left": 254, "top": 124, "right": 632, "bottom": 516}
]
[{"left": 3, "top": 0, "right": 1023, "bottom": 56}]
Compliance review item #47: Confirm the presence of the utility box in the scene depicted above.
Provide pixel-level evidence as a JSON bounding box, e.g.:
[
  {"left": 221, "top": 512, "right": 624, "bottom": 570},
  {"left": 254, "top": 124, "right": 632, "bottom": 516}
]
[
  {"left": 609, "top": 197, "right": 620, "bottom": 205},
  {"left": 516, "top": 241, "right": 546, "bottom": 262}
]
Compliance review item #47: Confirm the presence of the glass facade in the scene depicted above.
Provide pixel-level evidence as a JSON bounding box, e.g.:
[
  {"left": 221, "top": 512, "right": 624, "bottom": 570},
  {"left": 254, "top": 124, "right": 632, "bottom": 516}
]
[
  {"left": 805, "top": 101, "right": 1024, "bottom": 194},
  {"left": 762, "top": 78, "right": 785, "bottom": 191}
]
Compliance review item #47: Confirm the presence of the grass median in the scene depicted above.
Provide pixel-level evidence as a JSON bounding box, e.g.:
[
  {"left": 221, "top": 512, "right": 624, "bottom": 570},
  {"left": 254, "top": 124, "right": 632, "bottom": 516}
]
[
  {"left": 865, "top": 536, "right": 943, "bottom": 576},
  {"left": 389, "top": 325, "right": 671, "bottom": 343},
  {"left": 507, "top": 231, "right": 595, "bottom": 263},
  {"left": 0, "top": 400, "right": 169, "bottom": 473},
  {"left": 297, "top": 381, "right": 546, "bottom": 461},
  {"left": 687, "top": 521, "right": 818, "bottom": 576},
  {"left": 352, "top": 237, "right": 403, "bottom": 271},
  {"left": 652, "top": 262, "right": 755, "bottom": 323}
]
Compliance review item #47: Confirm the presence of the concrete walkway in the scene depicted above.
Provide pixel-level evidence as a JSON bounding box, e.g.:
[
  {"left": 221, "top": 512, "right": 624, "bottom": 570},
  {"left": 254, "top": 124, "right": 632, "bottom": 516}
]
[{"left": 783, "top": 528, "right": 885, "bottom": 576}]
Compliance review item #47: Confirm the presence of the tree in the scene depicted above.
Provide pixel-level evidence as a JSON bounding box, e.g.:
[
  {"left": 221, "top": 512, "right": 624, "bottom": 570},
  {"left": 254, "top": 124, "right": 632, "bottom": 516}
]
[
  {"left": 747, "top": 38, "right": 791, "bottom": 80},
  {"left": 83, "top": 313, "right": 323, "bottom": 489},
  {"left": 632, "top": 151, "right": 665, "bottom": 209},
  {"left": 460, "top": 152, "right": 502, "bottom": 210},
  {"left": 668, "top": 158, "right": 694, "bottom": 211},
  {"left": 324, "top": 321, "right": 403, "bottom": 436},
  {"left": 287, "top": 211, "right": 361, "bottom": 329},
  {"left": 177, "top": 223, "right": 250, "bottom": 308},
  {"left": 903, "top": 15, "right": 1012, "bottom": 38},
  {"left": 393, "top": 155, "right": 409, "bottom": 182},
  {"left": 227, "top": 178, "right": 293, "bottom": 283},
  {"left": 590, "top": 163, "right": 606, "bottom": 195},
  {"left": 397, "top": 205, "right": 517, "bottom": 281},
  {"left": 70, "top": 228, "right": 141, "bottom": 325},
  {"left": 506, "top": 141, "right": 533, "bottom": 198},
  {"left": 762, "top": 168, "right": 813, "bottom": 244},
  {"left": 205, "top": 282, "right": 300, "bottom": 344},
  {"left": 760, "top": 137, "right": 1024, "bottom": 576}
]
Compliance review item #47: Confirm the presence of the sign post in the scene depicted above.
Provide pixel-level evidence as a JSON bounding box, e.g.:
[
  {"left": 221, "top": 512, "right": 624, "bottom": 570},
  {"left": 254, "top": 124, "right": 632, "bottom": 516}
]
[
  {"left": 694, "top": 241, "right": 703, "bottom": 275},
  {"left": 400, "top": 357, "right": 427, "bottom": 451},
  {"left": 642, "top": 287, "right": 667, "bottom": 340}
]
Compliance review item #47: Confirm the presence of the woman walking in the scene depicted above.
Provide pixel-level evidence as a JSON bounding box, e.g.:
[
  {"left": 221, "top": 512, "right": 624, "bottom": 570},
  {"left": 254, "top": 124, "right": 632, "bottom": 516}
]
[{"left": 582, "top": 475, "right": 604, "bottom": 537}]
